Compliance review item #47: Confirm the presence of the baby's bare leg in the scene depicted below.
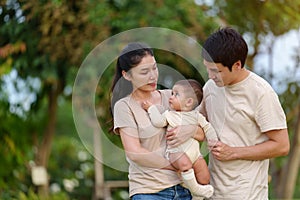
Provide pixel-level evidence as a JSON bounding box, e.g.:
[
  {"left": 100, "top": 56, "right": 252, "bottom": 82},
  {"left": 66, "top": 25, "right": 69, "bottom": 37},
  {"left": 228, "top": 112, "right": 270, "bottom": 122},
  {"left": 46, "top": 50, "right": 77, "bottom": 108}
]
[
  {"left": 170, "top": 153, "right": 214, "bottom": 198},
  {"left": 169, "top": 152, "right": 192, "bottom": 172},
  {"left": 193, "top": 157, "right": 210, "bottom": 185}
]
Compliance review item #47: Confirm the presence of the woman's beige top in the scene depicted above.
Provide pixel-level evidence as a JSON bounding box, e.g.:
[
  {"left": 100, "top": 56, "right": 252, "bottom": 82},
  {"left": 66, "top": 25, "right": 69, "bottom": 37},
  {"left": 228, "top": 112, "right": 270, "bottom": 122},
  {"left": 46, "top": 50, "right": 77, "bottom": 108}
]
[{"left": 114, "top": 90, "right": 181, "bottom": 197}]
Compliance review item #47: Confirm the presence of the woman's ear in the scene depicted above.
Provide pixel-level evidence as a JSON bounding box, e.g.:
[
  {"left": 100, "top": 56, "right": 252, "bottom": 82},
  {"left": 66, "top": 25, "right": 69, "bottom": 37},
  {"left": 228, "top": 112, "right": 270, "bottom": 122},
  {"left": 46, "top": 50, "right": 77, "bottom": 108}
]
[{"left": 122, "top": 70, "right": 131, "bottom": 81}]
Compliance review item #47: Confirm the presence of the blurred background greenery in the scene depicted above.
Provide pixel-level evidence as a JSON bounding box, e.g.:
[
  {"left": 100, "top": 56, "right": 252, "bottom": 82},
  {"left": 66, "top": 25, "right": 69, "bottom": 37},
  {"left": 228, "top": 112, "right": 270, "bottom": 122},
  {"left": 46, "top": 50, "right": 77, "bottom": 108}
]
[{"left": 0, "top": 0, "right": 300, "bottom": 199}]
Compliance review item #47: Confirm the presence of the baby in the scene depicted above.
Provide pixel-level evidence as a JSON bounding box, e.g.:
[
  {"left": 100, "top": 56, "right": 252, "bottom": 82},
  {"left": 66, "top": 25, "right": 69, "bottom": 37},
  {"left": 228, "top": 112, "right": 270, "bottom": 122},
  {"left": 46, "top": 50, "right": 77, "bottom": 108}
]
[{"left": 142, "top": 79, "right": 218, "bottom": 199}]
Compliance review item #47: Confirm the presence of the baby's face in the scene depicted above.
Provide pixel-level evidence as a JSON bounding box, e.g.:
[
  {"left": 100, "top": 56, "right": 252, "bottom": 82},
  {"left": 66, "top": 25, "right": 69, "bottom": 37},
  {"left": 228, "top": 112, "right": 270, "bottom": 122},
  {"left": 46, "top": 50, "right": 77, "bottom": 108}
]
[{"left": 169, "top": 85, "right": 186, "bottom": 111}]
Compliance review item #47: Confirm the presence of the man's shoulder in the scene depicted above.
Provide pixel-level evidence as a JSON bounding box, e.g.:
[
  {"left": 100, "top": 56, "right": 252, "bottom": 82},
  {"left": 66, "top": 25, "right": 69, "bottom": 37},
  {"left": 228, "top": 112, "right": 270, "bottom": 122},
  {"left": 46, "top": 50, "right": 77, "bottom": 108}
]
[{"left": 248, "top": 72, "right": 274, "bottom": 92}]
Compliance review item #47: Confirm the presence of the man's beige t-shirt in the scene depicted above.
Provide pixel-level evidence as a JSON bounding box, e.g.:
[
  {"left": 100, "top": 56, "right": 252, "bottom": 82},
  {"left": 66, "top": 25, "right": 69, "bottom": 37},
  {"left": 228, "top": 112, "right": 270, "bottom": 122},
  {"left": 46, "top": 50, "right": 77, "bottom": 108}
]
[
  {"left": 200, "top": 72, "right": 287, "bottom": 200},
  {"left": 114, "top": 90, "right": 181, "bottom": 197}
]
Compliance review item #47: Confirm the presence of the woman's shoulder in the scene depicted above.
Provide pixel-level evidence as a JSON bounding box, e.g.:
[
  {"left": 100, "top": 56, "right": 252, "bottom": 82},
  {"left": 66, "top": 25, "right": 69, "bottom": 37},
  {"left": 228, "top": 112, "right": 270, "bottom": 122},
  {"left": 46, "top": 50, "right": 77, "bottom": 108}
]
[{"left": 114, "top": 96, "right": 131, "bottom": 109}]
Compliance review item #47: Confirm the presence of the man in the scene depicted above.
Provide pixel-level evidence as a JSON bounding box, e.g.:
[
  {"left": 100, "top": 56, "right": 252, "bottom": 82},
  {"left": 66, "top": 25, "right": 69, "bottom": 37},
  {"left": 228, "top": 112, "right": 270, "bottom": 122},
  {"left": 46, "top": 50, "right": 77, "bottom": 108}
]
[{"left": 199, "top": 27, "right": 290, "bottom": 200}]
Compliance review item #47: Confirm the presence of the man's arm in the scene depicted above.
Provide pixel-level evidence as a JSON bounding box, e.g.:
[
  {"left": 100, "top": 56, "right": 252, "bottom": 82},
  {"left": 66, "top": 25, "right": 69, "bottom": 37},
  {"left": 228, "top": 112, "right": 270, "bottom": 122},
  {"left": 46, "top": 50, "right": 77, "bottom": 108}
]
[{"left": 211, "top": 128, "right": 290, "bottom": 161}]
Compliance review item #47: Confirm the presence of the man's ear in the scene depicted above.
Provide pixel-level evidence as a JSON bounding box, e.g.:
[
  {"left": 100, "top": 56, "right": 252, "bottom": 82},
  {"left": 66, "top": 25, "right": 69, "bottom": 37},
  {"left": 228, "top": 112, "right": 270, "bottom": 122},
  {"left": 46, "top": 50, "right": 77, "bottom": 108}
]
[
  {"left": 122, "top": 70, "right": 131, "bottom": 81},
  {"left": 232, "top": 60, "right": 242, "bottom": 70}
]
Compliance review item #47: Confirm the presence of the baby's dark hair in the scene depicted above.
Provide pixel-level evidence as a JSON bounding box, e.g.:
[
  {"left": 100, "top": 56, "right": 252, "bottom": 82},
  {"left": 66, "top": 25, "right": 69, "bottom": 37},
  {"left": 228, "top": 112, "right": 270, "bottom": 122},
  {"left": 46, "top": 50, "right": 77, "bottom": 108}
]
[{"left": 174, "top": 79, "right": 203, "bottom": 109}]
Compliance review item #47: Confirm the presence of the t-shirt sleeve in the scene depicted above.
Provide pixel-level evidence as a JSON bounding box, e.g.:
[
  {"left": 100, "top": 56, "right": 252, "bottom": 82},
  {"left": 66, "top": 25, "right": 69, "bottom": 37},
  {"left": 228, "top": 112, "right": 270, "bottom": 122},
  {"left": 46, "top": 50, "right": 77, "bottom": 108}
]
[
  {"left": 113, "top": 99, "right": 137, "bottom": 134},
  {"left": 256, "top": 90, "right": 287, "bottom": 132}
]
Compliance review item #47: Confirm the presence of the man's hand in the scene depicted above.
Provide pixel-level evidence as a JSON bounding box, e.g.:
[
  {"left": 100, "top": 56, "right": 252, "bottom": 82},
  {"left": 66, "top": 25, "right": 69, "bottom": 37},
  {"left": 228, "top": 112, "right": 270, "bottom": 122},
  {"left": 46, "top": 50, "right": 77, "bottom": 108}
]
[
  {"left": 210, "top": 141, "right": 236, "bottom": 161},
  {"left": 210, "top": 129, "right": 290, "bottom": 161}
]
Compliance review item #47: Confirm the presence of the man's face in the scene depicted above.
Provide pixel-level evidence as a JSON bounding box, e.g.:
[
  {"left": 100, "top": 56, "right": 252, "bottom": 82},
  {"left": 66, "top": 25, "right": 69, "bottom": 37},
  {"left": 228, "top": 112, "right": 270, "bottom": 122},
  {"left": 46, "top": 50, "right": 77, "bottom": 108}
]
[{"left": 203, "top": 60, "right": 233, "bottom": 87}]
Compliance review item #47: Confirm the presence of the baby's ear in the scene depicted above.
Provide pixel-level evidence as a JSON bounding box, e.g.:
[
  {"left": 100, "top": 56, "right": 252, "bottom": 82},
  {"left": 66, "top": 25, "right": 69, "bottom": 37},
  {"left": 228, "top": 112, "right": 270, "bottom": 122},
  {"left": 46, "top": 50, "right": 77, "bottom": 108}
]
[{"left": 185, "top": 98, "right": 194, "bottom": 107}]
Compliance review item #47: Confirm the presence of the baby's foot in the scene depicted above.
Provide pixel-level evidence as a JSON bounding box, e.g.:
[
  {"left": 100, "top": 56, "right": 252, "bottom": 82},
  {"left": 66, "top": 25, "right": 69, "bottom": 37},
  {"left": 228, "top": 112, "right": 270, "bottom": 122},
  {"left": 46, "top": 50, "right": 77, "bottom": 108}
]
[{"left": 192, "top": 184, "right": 214, "bottom": 199}]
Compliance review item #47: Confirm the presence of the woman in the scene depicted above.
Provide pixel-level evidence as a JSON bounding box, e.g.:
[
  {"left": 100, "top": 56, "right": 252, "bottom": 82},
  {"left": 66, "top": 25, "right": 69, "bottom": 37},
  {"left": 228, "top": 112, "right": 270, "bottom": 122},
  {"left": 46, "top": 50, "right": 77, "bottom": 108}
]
[{"left": 110, "top": 42, "right": 205, "bottom": 200}]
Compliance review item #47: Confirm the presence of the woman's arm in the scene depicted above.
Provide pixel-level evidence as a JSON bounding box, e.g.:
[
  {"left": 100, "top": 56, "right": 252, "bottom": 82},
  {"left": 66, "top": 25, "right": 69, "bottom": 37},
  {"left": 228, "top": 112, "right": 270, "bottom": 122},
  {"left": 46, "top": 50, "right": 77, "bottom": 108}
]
[
  {"left": 166, "top": 125, "right": 205, "bottom": 148},
  {"left": 119, "top": 127, "right": 176, "bottom": 170}
]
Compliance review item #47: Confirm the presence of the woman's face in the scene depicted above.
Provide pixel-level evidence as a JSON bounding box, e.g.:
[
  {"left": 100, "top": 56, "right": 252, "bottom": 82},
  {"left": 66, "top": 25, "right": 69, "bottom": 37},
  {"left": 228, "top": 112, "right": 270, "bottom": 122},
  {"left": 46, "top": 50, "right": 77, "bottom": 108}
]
[{"left": 124, "top": 54, "right": 158, "bottom": 92}]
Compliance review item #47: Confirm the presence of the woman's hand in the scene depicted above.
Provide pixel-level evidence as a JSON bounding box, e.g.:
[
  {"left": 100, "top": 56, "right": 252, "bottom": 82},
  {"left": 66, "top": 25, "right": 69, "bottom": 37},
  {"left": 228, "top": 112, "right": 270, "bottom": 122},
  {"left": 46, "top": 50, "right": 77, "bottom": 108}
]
[{"left": 166, "top": 125, "right": 205, "bottom": 148}]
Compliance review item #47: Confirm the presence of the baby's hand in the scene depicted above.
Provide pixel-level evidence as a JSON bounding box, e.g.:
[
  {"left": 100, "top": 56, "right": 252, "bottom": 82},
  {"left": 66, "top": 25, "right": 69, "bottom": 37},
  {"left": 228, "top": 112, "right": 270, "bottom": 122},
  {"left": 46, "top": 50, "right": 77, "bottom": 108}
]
[{"left": 142, "top": 100, "right": 152, "bottom": 110}]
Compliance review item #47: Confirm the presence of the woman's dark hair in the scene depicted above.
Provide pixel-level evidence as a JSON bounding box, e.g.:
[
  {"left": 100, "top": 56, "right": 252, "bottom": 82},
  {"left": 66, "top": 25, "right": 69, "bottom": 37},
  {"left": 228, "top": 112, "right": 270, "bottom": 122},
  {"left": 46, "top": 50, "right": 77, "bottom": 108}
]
[
  {"left": 201, "top": 27, "right": 248, "bottom": 71},
  {"left": 110, "top": 42, "right": 154, "bottom": 110}
]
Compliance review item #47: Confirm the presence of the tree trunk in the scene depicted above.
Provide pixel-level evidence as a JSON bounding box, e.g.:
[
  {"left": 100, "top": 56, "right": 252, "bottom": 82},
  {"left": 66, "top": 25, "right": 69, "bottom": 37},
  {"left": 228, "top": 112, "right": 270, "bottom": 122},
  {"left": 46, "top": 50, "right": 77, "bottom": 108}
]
[
  {"left": 35, "top": 83, "right": 60, "bottom": 195},
  {"left": 277, "top": 103, "right": 300, "bottom": 199}
]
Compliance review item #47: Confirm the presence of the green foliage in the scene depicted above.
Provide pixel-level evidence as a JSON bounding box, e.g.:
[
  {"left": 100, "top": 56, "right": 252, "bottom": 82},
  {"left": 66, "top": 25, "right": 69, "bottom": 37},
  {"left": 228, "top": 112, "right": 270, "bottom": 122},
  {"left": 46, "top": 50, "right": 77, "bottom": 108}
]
[
  {"left": 1, "top": 0, "right": 299, "bottom": 198},
  {"left": 49, "top": 100, "right": 94, "bottom": 199},
  {"left": 49, "top": 100, "right": 127, "bottom": 199},
  {"left": 213, "top": 0, "right": 300, "bottom": 36},
  {"left": 0, "top": 92, "right": 49, "bottom": 197},
  {"left": 107, "top": 0, "right": 217, "bottom": 39},
  {"left": 271, "top": 75, "right": 300, "bottom": 199},
  {"left": 210, "top": 0, "right": 300, "bottom": 70},
  {"left": 13, "top": 188, "right": 69, "bottom": 200},
  {"left": 0, "top": 103, "right": 33, "bottom": 194}
]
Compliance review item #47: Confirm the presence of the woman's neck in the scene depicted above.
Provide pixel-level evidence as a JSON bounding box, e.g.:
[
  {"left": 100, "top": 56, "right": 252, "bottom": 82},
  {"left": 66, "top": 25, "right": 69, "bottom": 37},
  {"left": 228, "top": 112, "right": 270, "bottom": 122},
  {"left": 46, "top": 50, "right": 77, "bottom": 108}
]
[
  {"left": 131, "top": 90, "right": 153, "bottom": 100},
  {"left": 131, "top": 90, "right": 160, "bottom": 104}
]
